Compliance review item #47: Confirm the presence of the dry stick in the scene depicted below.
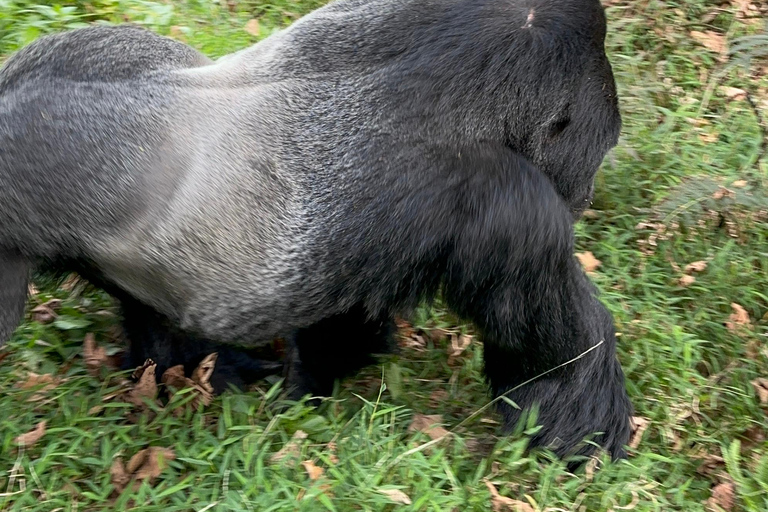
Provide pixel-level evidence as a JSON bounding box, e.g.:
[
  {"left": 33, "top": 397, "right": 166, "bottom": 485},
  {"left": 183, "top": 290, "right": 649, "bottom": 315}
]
[{"left": 452, "top": 339, "right": 606, "bottom": 433}]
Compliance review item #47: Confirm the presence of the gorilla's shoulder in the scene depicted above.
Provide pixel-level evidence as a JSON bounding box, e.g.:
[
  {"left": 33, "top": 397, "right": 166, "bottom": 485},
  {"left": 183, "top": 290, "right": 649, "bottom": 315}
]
[{"left": 0, "top": 25, "right": 211, "bottom": 94}]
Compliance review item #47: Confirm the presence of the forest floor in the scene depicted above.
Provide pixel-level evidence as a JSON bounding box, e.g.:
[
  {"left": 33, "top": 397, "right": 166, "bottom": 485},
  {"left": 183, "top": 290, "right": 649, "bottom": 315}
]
[{"left": 1, "top": 1, "right": 767, "bottom": 511}]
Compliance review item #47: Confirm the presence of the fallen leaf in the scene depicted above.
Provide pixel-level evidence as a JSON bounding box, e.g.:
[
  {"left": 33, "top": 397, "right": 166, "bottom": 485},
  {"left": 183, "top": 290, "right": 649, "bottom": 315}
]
[
  {"left": 301, "top": 460, "right": 324, "bottom": 481},
  {"left": 28, "top": 283, "right": 39, "bottom": 296},
  {"left": 699, "top": 131, "right": 720, "bottom": 144},
  {"left": 629, "top": 416, "right": 650, "bottom": 450},
  {"left": 19, "top": 372, "right": 59, "bottom": 391},
  {"left": 126, "top": 363, "right": 157, "bottom": 406},
  {"left": 191, "top": 353, "right": 217, "bottom": 395},
  {"left": 131, "top": 358, "right": 156, "bottom": 381},
  {"left": 484, "top": 480, "right": 534, "bottom": 512},
  {"left": 707, "top": 482, "right": 735, "bottom": 512},
  {"left": 271, "top": 430, "right": 308, "bottom": 463},
  {"left": 679, "top": 275, "right": 696, "bottom": 287},
  {"left": 129, "top": 447, "right": 176, "bottom": 482},
  {"left": 408, "top": 414, "right": 450, "bottom": 440},
  {"left": 161, "top": 364, "right": 214, "bottom": 413},
  {"left": 685, "top": 261, "right": 708, "bottom": 273},
  {"left": 721, "top": 86, "right": 747, "bottom": 101},
  {"left": 111, "top": 447, "right": 176, "bottom": 493},
  {"left": 429, "top": 328, "right": 451, "bottom": 344},
  {"left": 584, "top": 456, "right": 601, "bottom": 483},
  {"left": 15, "top": 420, "right": 46, "bottom": 446},
  {"left": 429, "top": 389, "right": 449, "bottom": 408},
  {"left": 162, "top": 365, "right": 189, "bottom": 391},
  {"left": 690, "top": 30, "right": 727, "bottom": 58},
  {"left": 59, "top": 273, "right": 83, "bottom": 292},
  {"left": 31, "top": 303, "right": 57, "bottom": 324},
  {"left": 110, "top": 458, "right": 130, "bottom": 494},
  {"left": 731, "top": 180, "right": 748, "bottom": 188},
  {"left": 378, "top": 488, "right": 412, "bottom": 505},
  {"left": 245, "top": 19, "right": 260, "bottom": 37},
  {"left": 725, "top": 303, "right": 750, "bottom": 331},
  {"left": 713, "top": 187, "right": 735, "bottom": 200},
  {"left": 449, "top": 333, "right": 472, "bottom": 359},
  {"left": 697, "top": 453, "right": 726, "bottom": 478},
  {"left": 576, "top": 251, "right": 601, "bottom": 273},
  {"left": 751, "top": 378, "right": 768, "bottom": 405},
  {"left": 83, "top": 333, "right": 109, "bottom": 377},
  {"left": 326, "top": 441, "right": 340, "bottom": 465},
  {"left": 19, "top": 372, "right": 61, "bottom": 401},
  {"left": 732, "top": 0, "right": 751, "bottom": 17}
]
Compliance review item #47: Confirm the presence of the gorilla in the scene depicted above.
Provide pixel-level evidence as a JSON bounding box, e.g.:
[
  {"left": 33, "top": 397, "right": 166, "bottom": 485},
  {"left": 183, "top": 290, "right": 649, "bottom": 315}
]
[{"left": 0, "top": 0, "right": 633, "bottom": 459}]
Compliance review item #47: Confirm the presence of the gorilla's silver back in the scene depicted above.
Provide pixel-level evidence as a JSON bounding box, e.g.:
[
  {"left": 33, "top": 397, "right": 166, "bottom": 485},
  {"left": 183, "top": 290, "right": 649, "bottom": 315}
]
[{"left": 0, "top": 0, "right": 619, "bottom": 346}]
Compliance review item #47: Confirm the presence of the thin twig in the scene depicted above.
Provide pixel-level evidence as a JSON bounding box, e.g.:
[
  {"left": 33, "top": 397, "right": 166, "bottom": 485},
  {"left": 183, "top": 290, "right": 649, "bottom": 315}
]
[{"left": 452, "top": 339, "right": 606, "bottom": 433}]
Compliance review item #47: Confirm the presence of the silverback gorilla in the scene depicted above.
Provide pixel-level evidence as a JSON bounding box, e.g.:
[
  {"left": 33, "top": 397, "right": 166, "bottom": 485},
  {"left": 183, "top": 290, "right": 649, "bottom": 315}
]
[{"left": 0, "top": 0, "right": 633, "bottom": 459}]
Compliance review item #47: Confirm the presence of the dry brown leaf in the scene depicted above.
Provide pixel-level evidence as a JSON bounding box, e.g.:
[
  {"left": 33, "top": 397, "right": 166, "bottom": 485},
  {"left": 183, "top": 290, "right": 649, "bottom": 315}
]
[
  {"left": 131, "top": 358, "right": 156, "bottom": 381},
  {"left": 428, "top": 389, "right": 449, "bottom": 408},
  {"left": 409, "top": 414, "right": 450, "bottom": 441},
  {"left": 271, "top": 430, "right": 308, "bottom": 463},
  {"left": 707, "top": 482, "right": 735, "bottom": 512},
  {"left": 245, "top": 19, "right": 260, "bottom": 37},
  {"left": 378, "top": 488, "right": 412, "bottom": 505},
  {"left": 721, "top": 86, "right": 747, "bottom": 101},
  {"left": 19, "top": 372, "right": 59, "bottom": 391},
  {"left": 449, "top": 334, "right": 472, "bottom": 358},
  {"left": 59, "top": 273, "right": 83, "bottom": 291},
  {"left": 576, "top": 251, "right": 601, "bottom": 273},
  {"left": 685, "top": 261, "right": 708, "bottom": 273},
  {"left": 699, "top": 132, "right": 720, "bottom": 144},
  {"left": 429, "top": 328, "right": 451, "bottom": 344},
  {"left": 126, "top": 363, "right": 157, "bottom": 406},
  {"left": 191, "top": 352, "right": 217, "bottom": 395},
  {"left": 32, "top": 301, "right": 61, "bottom": 324},
  {"left": 731, "top": 180, "right": 748, "bottom": 188},
  {"left": 19, "top": 372, "right": 62, "bottom": 401},
  {"left": 161, "top": 364, "right": 214, "bottom": 412},
  {"left": 15, "top": 420, "right": 46, "bottom": 446},
  {"left": 130, "top": 447, "right": 176, "bottom": 482},
  {"left": 713, "top": 187, "right": 735, "bottom": 200},
  {"left": 28, "top": 283, "right": 39, "bottom": 296},
  {"left": 161, "top": 365, "right": 190, "bottom": 391},
  {"left": 83, "top": 333, "right": 109, "bottom": 377},
  {"left": 484, "top": 480, "right": 534, "bottom": 512},
  {"left": 629, "top": 416, "right": 650, "bottom": 450},
  {"left": 326, "top": 441, "right": 340, "bottom": 465},
  {"left": 725, "top": 303, "right": 750, "bottom": 331},
  {"left": 110, "top": 458, "right": 130, "bottom": 494},
  {"left": 751, "top": 378, "right": 768, "bottom": 405},
  {"left": 679, "top": 275, "right": 696, "bottom": 287},
  {"left": 111, "top": 447, "right": 176, "bottom": 493},
  {"left": 690, "top": 30, "right": 727, "bottom": 57},
  {"left": 697, "top": 453, "right": 726, "bottom": 478},
  {"left": 301, "top": 460, "right": 324, "bottom": 481}
]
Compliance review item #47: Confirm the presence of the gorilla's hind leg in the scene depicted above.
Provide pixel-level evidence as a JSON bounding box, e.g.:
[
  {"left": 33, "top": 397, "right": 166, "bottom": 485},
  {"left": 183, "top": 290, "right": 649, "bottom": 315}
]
[
  {"left": 0, "top": 251, "right": 30, "bottom": 345},
  {"left": 284, "top": 303, "right": 396, "bottom": 400}
]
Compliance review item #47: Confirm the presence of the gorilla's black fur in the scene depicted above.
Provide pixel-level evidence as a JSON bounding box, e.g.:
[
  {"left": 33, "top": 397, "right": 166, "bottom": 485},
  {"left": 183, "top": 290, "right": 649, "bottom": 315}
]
[{"left": 0, "top": 0, "right": 633, "bottom": 459}]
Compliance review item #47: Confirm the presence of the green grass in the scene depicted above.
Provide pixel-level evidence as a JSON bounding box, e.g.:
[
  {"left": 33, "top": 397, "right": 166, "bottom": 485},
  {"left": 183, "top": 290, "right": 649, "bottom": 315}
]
[{"left": 1, "top": 0, "right": 767, "bottom": 510}]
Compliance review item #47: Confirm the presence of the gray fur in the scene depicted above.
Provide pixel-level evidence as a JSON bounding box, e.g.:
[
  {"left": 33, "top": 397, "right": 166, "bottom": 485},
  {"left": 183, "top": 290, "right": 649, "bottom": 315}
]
[{"left": 1, "top": 0, "right": 631, "bottom": 459}]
